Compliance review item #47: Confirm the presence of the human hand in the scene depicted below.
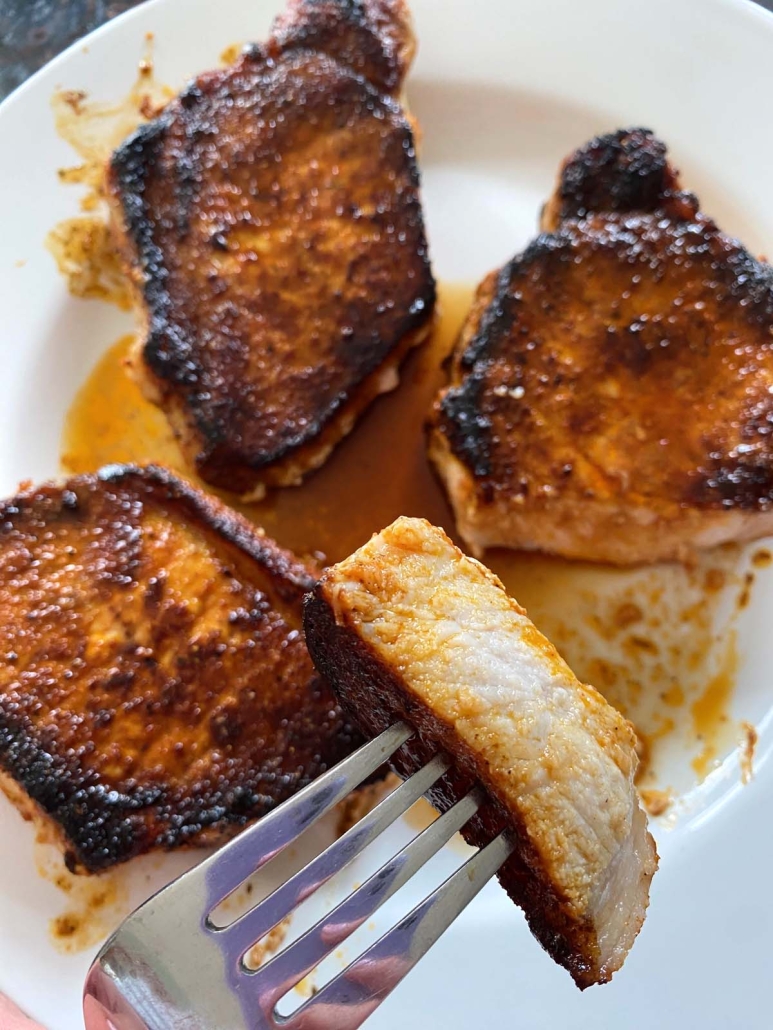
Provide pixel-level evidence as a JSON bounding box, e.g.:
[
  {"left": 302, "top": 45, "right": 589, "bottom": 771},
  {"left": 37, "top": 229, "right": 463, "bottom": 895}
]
[{"left": 0, "top": 994, "right": 44, "bottom": 1030}]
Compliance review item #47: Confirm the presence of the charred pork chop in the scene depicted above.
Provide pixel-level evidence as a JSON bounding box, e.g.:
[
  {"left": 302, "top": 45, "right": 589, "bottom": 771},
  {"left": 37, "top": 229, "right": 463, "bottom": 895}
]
[
  {"left": 304, "top": 517, "right": 657, "bottom": 988},
  {"left": 429, "top": 128, "right": 773, "bottom": 563},
  {"left": 0, "top": 465, "right": 359, "bottom": 873},
  {"left": 107, "top": 0, "right": 435, "bottom": 497}
]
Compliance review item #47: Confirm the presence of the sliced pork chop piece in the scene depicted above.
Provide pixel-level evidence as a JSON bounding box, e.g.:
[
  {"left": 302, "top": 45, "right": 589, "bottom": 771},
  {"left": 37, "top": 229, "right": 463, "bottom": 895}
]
[
  {"left": 304, "top": 516, "right": 657, "bottom": 987},
  {"left": 107, "top": 0, "right": 435, "bottom": 498},
  {"left": 0, "top": 464, "right": 360, "bottom": 873},
  {"left": 429, "top": 127, "right": 773, "bottom": 564}
]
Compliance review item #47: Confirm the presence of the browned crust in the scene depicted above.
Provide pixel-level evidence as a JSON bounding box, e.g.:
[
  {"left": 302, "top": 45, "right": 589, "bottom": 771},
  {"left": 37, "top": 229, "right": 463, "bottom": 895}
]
[
  {"left": 124, "top": 314, "right": 434, "bottom": 497},
  {"left": 106, "top": 2, "right": 435, "bottom": 498},
  {"left": 0, "top": 464, "right": 361, "bottom": 873},
  {"left": 427, "top": 425, "right": 773, "bottom": 564},
  {"left": 0, "top": 764, "right": 74, "bottom": 855},
  {"left": 541, "top": 126, "right": 694, "bottom": 230},
  {"left": 269, "top": 0, "right": 416, "bottom": 94},
  {"left": 92, "top": 463, "right": 316, "bottom": 599},
  {"left": 0, "top": 753, "right": 261, "bottom": 876},
  {"left": 305, "top": 585, "right": 610, "bottom": 989},
  {"left": 249, "top": 315, "right": 434, "bottom": 491},
  {"left": 429, "top": 129, "right": 773, "bottom": 563}
]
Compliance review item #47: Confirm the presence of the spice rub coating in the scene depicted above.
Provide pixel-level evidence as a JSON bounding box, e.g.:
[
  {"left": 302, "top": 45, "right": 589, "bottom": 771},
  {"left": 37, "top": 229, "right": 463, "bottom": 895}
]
[
  {"left": 0, "top": 464, "right": 359, "bottom": 873},
  {"left": 108, "top": 0, "right": 435, "bottom": 497},
  {"left": 430, "top": 128, "right": 773, "bottom": 563}
]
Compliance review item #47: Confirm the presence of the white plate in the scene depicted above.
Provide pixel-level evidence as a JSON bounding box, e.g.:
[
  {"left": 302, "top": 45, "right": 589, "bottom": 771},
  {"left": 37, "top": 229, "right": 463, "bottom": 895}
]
[{"left": 2, "top": 0, "right": 773, "bottom": 1026}]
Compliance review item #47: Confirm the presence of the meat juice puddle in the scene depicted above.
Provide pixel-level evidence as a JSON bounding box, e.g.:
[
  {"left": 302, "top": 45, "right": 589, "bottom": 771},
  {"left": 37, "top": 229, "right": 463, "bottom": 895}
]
[{"left": 61, "top": 281, "right": 763, "bottom": 816}]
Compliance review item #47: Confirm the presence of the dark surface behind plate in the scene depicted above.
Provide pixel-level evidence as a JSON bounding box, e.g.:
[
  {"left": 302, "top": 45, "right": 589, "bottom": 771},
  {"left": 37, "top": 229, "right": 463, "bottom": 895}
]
[
  {"left": 0, "top": 0, "right": 141, "bottom": 99},
  {"left": 1, "top": 0, "right": 773, "bottom": 101}
]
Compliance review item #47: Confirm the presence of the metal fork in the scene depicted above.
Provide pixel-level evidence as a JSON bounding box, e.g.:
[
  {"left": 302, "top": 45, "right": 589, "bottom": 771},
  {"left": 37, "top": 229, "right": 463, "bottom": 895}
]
[{"left": 83, "top": 721, "right": 514, "bottom": 1030}]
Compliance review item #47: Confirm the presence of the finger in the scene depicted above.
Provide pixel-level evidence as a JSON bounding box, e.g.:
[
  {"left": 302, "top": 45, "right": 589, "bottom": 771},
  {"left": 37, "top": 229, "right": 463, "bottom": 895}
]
[{"left": 0, "top": 994, "right": 43, "bottom": 1030}]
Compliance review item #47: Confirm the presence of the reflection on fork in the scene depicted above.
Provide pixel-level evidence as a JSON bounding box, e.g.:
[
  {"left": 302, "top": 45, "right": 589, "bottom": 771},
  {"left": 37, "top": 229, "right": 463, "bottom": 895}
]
[{"left": 83, "top": 721, "right": 513, "bottom": 1030}]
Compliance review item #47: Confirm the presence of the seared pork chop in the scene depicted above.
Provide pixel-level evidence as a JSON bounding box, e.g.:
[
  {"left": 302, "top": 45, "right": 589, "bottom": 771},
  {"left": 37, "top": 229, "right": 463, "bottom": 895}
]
[
  {"left": 304, "top": 517, "right": 657, "bottom": 988},
  {"left": 429, "top": 128, "right": 773, "bottom": 563},
  {"left": 0, "top": 465, "right": 359, "bottom": 873},
  {"left": 107, "top": 0, "right": 435, "bottom": 498}
]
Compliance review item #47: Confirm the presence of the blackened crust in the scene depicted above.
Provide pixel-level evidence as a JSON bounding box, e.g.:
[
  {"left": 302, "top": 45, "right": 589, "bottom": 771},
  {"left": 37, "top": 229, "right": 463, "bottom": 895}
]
[
  {"left": 0, "top": 464, "right": 361, "bottom": 872},
  {"left": 433, "top": 209, "right": 773, "bottom": 516},
  {"left": 547, "top": 127, "right": 696, "bottom": 225},
  {"left": 304, "top": 586, "right": 605, "bottom": 988},
  {"left": 269, "top": 0, "right": 415, "bottom": 94},
  {"left": 108, "top": 46, "right": 435, "bottom": 494}
]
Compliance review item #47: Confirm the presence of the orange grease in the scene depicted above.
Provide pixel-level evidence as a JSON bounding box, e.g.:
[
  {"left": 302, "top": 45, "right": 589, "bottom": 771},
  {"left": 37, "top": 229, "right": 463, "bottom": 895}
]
[
  {"left": 691, "top": 633, "right": 738, "bottom": 779},
  {"left": 62, "top": 282, "right": 470, "bottom": 562},
  {"left": 61, "top": 335, "right": 186, "bottom": 475}
]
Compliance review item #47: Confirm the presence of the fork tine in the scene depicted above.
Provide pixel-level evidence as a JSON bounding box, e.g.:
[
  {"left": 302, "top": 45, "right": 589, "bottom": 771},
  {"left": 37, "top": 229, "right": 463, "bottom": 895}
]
[
  {"left": 245, "top": 789, "right": 484, "bottom": 1013},
  {"left": 218, "top": 752, "right": 452, "bottom": 955},
  {"left": 84, "top": 723, "right": 512, "bottom": 1030},
  {"left": 281, "top": 830, "right": 514, "bottom": 1030},
  {"left": 199, "top": 721, "right": 413, "bottom": 908}
]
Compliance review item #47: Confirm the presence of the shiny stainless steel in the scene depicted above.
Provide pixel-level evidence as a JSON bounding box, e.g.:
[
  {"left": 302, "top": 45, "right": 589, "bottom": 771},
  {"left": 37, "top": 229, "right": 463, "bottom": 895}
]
[{"left": 83, "top": 721, "right": 514, "bottom": 1030}]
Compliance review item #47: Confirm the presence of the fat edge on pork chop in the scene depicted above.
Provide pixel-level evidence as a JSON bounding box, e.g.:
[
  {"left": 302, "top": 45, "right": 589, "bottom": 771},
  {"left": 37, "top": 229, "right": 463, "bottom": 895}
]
[
  {"left": 304, "top": 516, "right": 658, "bottom": 987},
  {"left": 0, "top": 464, "right": 360, "bottom": 873},
  {"left": 429, "top": 127, "right": 773, "bottom": 564},
  {"left": 107, "top": 0, "right": 436, "bottom": 498}
]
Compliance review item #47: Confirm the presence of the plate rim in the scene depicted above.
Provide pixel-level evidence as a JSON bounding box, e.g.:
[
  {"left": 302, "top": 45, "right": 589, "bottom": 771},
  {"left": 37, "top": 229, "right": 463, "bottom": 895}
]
[{"left": 2, "top": 0, "right": 773, "bottom": 1026}]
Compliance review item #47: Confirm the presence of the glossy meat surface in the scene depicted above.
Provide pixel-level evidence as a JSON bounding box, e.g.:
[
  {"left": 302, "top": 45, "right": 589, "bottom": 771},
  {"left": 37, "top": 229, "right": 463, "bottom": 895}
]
[
  {"left": 430, "top": 128, "right": 773, "bottom": 563},
  {"left": 0, "top": 465, "right": 358, "bottom": 872},
  {"left": 108, "top": 0, "right": 435, "bottom": 496},
  {"left": 271, "top": 0, "right": 416, "bottom": 94},
  {"left": 304, "top": 517, "right": 657, "bottom": 987}
]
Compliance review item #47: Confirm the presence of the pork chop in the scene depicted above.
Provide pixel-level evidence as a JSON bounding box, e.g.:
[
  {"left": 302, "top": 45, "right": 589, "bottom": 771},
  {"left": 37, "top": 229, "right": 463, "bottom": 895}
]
[
  {"left": 304, "top": 516, "right": 657, "bottom": 987},
  {"left": 107, "top": 0, "right": 435, "bottom": 498},
  {"left": 429, "top": 128, "right": 773, "bottom": 563},
  {"left": 0, "top": 464, "right": 359, "bottom": 873}
]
